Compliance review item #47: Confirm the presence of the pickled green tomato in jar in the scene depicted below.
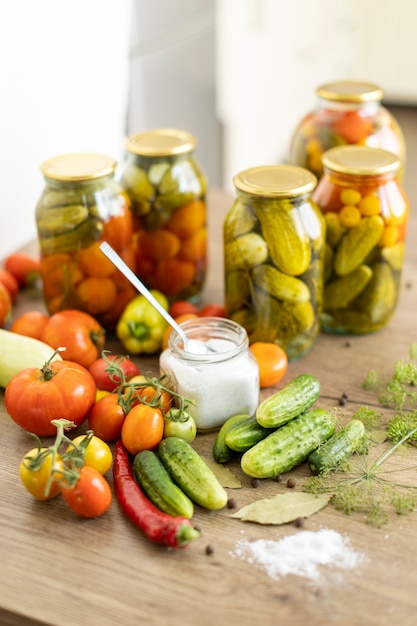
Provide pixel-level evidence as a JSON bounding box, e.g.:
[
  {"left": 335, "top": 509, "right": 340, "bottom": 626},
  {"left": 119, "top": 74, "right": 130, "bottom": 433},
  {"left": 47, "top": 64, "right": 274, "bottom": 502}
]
[
  {"left": 35, "top": 153, "right": 135, "bottom": 329},
  {"left": 289, "top": 81, "right": 406, "bottom": 181},
  {"left": 313, "top": 145, "right": 408, "bottom": 334},
  {"left": 224, "top": 165, "right": 325, "bottom": 361},
  {"left": 119, "top": 129, "right": 208, "bottom": 303}
]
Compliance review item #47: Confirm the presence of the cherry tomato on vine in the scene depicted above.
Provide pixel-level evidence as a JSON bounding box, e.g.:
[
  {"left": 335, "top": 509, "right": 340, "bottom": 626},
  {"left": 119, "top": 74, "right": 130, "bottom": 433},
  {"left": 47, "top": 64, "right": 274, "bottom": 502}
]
[
  {"left": 19, "top": 447, "right": 64, "bottom": 501},
  {"left": 88, "top": 393, "right": 129, "bottom": 442},
  {"left": 61, "top": 466, "right": 112, "bottom": 518},
  {"left": 121, "top": 404, "right": 164, "bottom": 455},
  {"left": 249, "top": 341, "right": 288, "bottom": 388},
  {"left": 88, "top": 354, "right": 140, "bottom": 392},
  {"left": 163, "top": 408, "right": 197, "bottom": 443},
  {"left": 67, "top": 435, "right": 113, "bottom": 475}
]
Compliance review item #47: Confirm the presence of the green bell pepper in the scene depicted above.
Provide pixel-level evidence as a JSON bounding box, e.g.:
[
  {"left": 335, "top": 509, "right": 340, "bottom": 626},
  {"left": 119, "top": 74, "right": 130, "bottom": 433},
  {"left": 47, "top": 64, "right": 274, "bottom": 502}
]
[{"left": 116, "top": 290, "right": 169, "bottom": 354}]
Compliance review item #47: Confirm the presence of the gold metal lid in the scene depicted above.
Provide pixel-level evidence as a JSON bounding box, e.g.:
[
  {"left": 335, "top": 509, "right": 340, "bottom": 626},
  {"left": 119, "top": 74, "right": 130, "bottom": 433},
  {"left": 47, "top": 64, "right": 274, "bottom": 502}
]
[
  {"left": 316, "top": 80, "right": 384, "bottom": 103},
  {"left": 40, "top": 153, "right": 117, "bottom": 181},
  {"left": 321, "top": 146, "right": 401, "bottom": 176},
  {"left": 125, "top": 128, "right": 196, "bottom": 156},
  {"left": 233, "top": 165, "right": 317, "bottom": 198}
]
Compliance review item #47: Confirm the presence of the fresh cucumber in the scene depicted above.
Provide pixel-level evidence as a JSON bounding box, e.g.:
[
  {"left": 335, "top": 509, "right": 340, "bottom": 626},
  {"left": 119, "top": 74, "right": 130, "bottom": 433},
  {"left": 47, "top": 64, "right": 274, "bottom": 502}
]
[
  {"left": 256, "top": 373, "right": 320, "bottom": 428},
  {"left": 225, "top": 414, "right": 275, "bottom": 452},
  {"left": 133, "top": 449, "right": 194, "bottom": 519},
  {"left": 308, "top": 419, "right": 367, "bottom": 475},
  {"left": 159, "top": 437, "right": 228, "bottom": 510},
  {"left": 241, "top": 408, "right": 336, "bottom": 478},
  {"left": 212, "top": 413, "right": 251, "bottom": 463}
]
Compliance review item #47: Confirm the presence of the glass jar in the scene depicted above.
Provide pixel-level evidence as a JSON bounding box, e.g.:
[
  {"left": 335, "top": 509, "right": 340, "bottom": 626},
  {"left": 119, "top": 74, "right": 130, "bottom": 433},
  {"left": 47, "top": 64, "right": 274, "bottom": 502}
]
[
  {"left": 119, "top": 128, "right": 208, "bottom": 304},
  {"left": 159, "top": 317, "right": 259, "bottom": 431},
  {"left": 313, "top": 145, "right": 408, "bottom": 334},
  {"left": 289, "top": 80, "right": 406, "bottom": 180},
  {"left": 35, "top": 153, "right": 135, "bottom": 330},
  {"left": 224, "top": 165, "right": 325, "bottom": 361}
]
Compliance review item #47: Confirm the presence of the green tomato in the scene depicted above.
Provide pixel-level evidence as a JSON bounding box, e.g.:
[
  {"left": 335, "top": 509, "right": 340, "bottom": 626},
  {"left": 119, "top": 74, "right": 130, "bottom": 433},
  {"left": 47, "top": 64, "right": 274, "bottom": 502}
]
[{"left": 163, "top": 408, "right": 197, "bottom": 443}]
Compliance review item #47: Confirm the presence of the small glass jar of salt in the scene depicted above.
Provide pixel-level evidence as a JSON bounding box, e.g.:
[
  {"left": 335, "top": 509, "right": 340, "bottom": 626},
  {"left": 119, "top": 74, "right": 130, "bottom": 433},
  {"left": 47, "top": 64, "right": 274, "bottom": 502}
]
[{"left": 159, "top": 317, "right": 259, "bottom": 431}]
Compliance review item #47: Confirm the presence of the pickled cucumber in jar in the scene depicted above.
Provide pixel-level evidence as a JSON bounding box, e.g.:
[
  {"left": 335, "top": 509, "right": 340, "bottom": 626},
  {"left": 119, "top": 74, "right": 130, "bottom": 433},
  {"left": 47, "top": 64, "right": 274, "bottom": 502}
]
[
  {"left": 120, "top": 129, "right": 208, "bottom": 303},
  {"left": 224, "top": 165, "right": 324, "bottom": 361}
]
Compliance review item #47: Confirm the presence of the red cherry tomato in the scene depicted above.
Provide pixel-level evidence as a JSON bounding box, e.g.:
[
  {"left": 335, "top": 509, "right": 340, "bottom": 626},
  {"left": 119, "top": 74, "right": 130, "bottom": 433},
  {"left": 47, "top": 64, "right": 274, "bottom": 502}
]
[
  {"left": 89, "top": 354, "right": 140, "bottom": 392},
  {"left": 88, "top": 393, "right": 128, "bottom": 442},
  {"left": 198, "top": 304, "right": 226, "bottom": 318},
  {"left": 0, "top": 283, "right": 12, "bottom": 328},
  {"left": 168, "top": 301, "right": 198, "bottom": 319},
  {"left": 0, "top": 269, "right": 19, "bottom": 302},
  {"left": 4, "top": 252, "right": 41, "bottom": 287},
  {"left": 61, "top": 466, "right": 112, "bottom": 518}
]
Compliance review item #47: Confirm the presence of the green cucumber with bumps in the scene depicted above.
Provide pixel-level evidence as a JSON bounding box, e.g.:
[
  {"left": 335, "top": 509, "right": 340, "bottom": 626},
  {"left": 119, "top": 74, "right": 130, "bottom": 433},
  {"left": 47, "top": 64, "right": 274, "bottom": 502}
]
[
  {"left": 225, "top": 414, "right": 276, "bottom": 452},
  {"left": 308, "top": 419, "right": 367, "bottom": 475},
  {"left": 159, "top": 436, "right": 228, "bottom": 510},
  {"left": 212, "top": 413, "right": 251, "bottom": 463},
  {"left": 241, "top": 408, "right": 336, "bottom": 478},
  {"left": 133, "top": 449, "right": 194, "bottom": 519},
  {"left": 256, "top": 373, "right": 321, "bottom": 428}
]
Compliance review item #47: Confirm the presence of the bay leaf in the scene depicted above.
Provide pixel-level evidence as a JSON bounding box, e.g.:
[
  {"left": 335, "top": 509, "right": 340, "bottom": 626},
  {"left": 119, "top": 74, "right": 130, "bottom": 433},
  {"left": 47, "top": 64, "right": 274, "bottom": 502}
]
[
  {"left": 203, "top": 457, "right": 242, "bottom": 488},
  {"left": 230, "top": 492, "right": 331, "bottom": 524}
]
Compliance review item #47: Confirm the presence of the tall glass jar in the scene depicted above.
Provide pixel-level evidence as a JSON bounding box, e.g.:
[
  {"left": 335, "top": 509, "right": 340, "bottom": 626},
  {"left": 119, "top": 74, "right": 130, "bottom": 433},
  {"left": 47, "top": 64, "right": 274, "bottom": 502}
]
[
  {"left": 289, "top": 80, "right": 406, "bottom": 180},
  {"left": 224, "top": 165, "right": 325, "bottom": 361},
  {"left": 35, "top": 153, "right": 135, "bottom": 330},
  {"left": 119, "top": 128, "right": 208, "bottom": 304},
  {"left": 159, "top": 317, "right": 259, "bottom": 431},
  {"left": 313, "top": 145, "right": 408, "bottom": 334}
]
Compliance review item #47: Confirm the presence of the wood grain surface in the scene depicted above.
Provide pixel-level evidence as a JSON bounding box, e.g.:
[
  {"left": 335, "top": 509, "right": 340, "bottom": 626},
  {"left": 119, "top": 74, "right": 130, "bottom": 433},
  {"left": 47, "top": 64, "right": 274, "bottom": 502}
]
[{"left": 1, "top": 110, "right": 417, "bottom": 625}]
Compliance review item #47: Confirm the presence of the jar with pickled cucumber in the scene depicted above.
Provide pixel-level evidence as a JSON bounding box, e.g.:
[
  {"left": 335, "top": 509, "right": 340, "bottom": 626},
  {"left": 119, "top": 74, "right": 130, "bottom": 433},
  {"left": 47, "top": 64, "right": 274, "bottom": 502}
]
[
  {"left": 224, "top": 165, "right": 325, "bottom": 361},
  {"left": 119, "top": 128, "right": 208, "bottom": 303},
  {"left": 313, "top": 145, "right": 408, "bottom": 334},
  {"left": 36, "top": 153, "right": 135, "bottom": 329},
  {"left": 289, "top": 80, "right": 406, "bottom": 180}
]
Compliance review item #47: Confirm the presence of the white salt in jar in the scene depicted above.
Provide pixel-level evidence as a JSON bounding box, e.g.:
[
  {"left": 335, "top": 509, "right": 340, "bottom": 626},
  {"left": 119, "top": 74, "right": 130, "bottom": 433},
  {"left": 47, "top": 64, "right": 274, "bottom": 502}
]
[{"left": 159, "top": 317, "right": 259, "bottom": 431}]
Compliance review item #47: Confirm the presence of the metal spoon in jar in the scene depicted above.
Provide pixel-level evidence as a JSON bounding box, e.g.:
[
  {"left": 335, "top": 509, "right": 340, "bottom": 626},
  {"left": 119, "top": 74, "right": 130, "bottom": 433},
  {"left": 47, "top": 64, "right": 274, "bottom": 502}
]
[{"left": 99, "top": 241, "right": 211, "bottom": 353}]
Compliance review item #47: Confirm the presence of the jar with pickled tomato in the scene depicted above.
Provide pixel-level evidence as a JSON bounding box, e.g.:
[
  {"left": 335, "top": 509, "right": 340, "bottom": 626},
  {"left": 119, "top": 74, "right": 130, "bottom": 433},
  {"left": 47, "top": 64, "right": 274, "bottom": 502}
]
[
  {"left": 224, "top": 165, "right": 325, "bottom": 361},
  {"left": 35, "top": 153, "right": 135, "bottom": 329},
  {"left": 119, "top": 128, "right": 208, "bottom": 304},
  {"left": 289, "top": 80, "right": 406, "bottom": 180},
  {"left": 313, "top": 145, "right": 408, "bottom": 334}
]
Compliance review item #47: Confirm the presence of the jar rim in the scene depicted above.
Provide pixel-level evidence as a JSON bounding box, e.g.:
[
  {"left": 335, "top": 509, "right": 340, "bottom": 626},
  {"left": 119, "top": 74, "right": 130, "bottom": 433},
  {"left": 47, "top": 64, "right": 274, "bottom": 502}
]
[
  {"left": 316, "top": 80, "right": 384, "bottom": 103},
  {"left": 321, "top": 145, "right": 401, "bottom": 176},
  {"left": 40, "top": 153, "right": 117, "bottom": 182},
  {"left": 168, "top": 316, "right": 249, "bottom": 362},
  {"left": 125, "top": 128, "right": 196, "bottom": 157},
  {"left": 233, "top": 165, "right": 317, "bottom": 198}
]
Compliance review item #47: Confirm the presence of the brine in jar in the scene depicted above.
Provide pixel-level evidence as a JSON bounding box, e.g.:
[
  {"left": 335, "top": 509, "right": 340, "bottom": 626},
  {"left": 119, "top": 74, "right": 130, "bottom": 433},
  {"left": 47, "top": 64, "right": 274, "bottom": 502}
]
[
  {"left": 119, "top": 129, "right": 208, "bottom": 304},
  {"left": 313, "top": 145, "right": 408, "bottom": 334},
  {"left": 224, "top": 165, "right": 325, "bottom": 361},
  {"left": 35, "top": 153, "right": 135, "bottom": 330}
]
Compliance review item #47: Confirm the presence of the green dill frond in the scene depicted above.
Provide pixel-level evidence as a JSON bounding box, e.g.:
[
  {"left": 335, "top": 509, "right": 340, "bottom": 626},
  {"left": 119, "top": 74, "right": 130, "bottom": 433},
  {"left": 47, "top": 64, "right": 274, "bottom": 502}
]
[
  {"left": 363, "top": 369, "right": 380, "bottom": 390},
  {"left": 386, "top": 412, "right": 417, "bottom": 444},
  {"left": 352, "top": 406, "right": 383, "bottom": 430},
  {"left": 393, "top": 360, "right": 417, "bottom": 385},
  {"left": 410, "top": 343, "right": 417, "bottom": 361}
]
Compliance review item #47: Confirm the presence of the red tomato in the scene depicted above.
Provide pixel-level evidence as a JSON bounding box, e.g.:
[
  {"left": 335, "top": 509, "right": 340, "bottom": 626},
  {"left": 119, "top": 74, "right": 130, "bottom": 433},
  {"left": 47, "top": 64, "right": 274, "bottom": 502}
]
[
  {"left": 40, "top": 309, "right": 105, "bottom": 369},
  {"left": 198, "top": 304, "right": 226, "bottom": 318},
  {"left": 121, "top": 404, "right": 164, "bottom": 455},
  {"left": 88, "top": 393, "right": 129, "bottom": 442},
  {"left": 89, "top": 354, "right": 140, "bottom": 392},
  {"left": 168, "top": 300, "right": 198, "bottom": 319},
  {"left": 4, "top": 252, "right": 41, "bottom": 287},
  {"left": 0, "top": 283, "right": 12, "bottom": 327},
  {"left": 0, "top": 269, "right": 19, "bottom": 302},
  {"left": 61, "top": 465, "right": 112, "bottom": 518},
  {"left": 5, "top": 359, "right": 97, "bottom": 436},
  {"left": 10, "top": 310, "right": 50, "bottom": 339}
]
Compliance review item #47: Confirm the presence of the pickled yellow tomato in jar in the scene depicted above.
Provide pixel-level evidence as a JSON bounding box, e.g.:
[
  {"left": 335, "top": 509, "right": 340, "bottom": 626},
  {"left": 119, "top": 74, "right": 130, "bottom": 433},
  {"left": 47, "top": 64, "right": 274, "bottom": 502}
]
[
  {"left": 224, "top": 165, "right": 325, "bottom": 361},
  {"left": 36, "top": 153, "right": 135, "bottom": 330},
  {"left": 120, "top": 129, "right": 208, "bottom": 303},
  {"left": 313, "top": 145, "right": 408, "bottom": 334}
]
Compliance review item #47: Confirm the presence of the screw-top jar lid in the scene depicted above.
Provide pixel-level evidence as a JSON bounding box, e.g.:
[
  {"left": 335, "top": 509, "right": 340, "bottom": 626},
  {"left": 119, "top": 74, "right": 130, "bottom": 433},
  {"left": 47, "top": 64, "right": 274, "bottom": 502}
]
[
  {"left": 321, "top": 145, "right": 401, "bottom": 176},
  {"left": 40, "top": 153, "right": 117, "bottom": 182},
  {"left": 125, "top": 128, "right": 197, "bottom": 157},
  {"left": 316, "top": 80, "right": 384, "bottom": 103},
  {"left": 233, "top": 165, "right": 317, "bottom": 198}
]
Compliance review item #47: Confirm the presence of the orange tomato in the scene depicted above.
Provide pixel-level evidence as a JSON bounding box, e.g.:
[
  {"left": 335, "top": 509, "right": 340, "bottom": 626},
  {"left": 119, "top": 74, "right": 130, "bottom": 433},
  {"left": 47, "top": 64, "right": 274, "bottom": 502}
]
[
  {"left": 40, "top": 254, "right": 83, "bottom": 301},
  {"left": 121, "top": 404, "right": 164, "bottom": 455},
  {"left": 177, "top": 227, "right": 207, "bottom": 263},
  {"left": 101, "top": 207, "right": 133, "bottom": 250},
  {"left": 330, "top": 110, "right": 373, "bottom": 144},
  {"left": 10, "top": 310, "right": 50, "bottom": 339},
  {"left": 155, "top": 259, "right": 196, "bottom": 297},
  {"left": 78, "top": 242, "right": 116, "bottom": 278},
  {"left": 0, "top": 268, "right": 19, "bottom": 302},
  {"left": 168, "top": 301, "right": 198, "bottom": 318},
  {"left": 0, "top": 283, "right": 12, "bottom": 327},
  {"left": 249, "top": 342, "right": 288, "bottom": 388},
  {"left": 165, "top": 200, "right": 206, "bottom": 238},
  {"left": 161, "top": 312, "right": 199, "bottom": 351},
  {"left": 137, "top": 229, "right": 181, "bottom": 261},
  {"left": 75, "top": 277, "right": 117, "bottom": 316},
  {"left": 136, "top": 385, "right": 174, "bottom": 415},
  {"left": 61, "top": 466, "right": 112, "bottom": 518},
  {"left": 4, "top": 252, "right": 41, "bottom": 287}
]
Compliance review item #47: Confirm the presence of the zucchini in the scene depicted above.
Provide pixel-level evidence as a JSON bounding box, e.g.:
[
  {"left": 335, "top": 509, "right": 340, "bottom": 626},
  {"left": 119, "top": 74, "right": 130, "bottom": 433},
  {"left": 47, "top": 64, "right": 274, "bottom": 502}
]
[
  {"left": 225, "top": 414, "right": 276, "bottom": 452},
  {"left": 159, "top": 437, "right": 228, "bottom": 510},
  {"left": 212, "top": 413, "right": 251, "bottom": 463},
  {"left": 133, "top": 450, "right": 194, "bottom": 519},
  {"left": 241, "top": 408, "right": 336, "bottom": 478},
  {"left": 256, "top": 373, "right": 320, "bottom": 428},
  {"left": 0, "top": 328, "right": 62, "bottom": 388},
  {"left": 308, "top": 419, "right": 367, "bottom": 475}
]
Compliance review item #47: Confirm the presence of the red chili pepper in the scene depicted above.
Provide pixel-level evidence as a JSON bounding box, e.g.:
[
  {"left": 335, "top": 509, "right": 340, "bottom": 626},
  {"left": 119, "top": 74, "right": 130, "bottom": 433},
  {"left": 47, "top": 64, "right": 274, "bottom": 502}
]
[{"left": 113, "top": 440, "right": 200, "bottom": 548}]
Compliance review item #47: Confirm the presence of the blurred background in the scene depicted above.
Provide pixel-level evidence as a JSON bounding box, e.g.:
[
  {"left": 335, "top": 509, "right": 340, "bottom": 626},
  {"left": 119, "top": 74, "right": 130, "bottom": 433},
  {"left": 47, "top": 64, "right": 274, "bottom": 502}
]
[{"left": 1, "top": 0, "right": 416, "bottom": 257}]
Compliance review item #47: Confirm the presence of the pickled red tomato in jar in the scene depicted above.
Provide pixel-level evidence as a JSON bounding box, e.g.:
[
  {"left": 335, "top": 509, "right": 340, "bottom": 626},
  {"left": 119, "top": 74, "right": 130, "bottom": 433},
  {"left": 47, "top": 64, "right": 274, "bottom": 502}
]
[
  {"left": 35, "top": 153, "right": 136, "bottom": 330},
  {"left": 119, "top": 129, "right": 208, "bottom": 304},
  {"left": 289, "top": 80, "right": 406, "bottom": 180},
  {"left": 313, "top": 145, "right": 408, "bottom": 335}
]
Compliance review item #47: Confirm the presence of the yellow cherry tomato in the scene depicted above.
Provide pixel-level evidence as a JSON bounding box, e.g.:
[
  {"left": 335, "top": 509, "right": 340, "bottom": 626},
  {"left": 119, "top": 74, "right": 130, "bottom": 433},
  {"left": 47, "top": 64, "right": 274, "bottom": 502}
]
[
  {"left": 68, "top": 435, "right": 113, "bottom": 475},
  {"left": 19, "top": 447, "right": 64, "bottom": 501}
]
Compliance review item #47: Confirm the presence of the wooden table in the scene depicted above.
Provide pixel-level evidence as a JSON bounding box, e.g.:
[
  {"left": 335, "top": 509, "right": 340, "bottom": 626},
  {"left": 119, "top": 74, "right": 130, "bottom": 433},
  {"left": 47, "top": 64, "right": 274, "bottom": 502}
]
[{"left": 1, "top": 189, "right": 417, "bottom": 626}]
